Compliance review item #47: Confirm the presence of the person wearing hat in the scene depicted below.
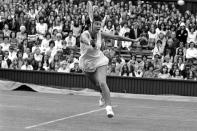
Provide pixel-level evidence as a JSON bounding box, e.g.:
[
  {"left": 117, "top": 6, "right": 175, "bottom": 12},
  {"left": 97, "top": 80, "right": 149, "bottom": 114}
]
[{"left": 176, "top": 22, "right": 188, "bottom": 44}]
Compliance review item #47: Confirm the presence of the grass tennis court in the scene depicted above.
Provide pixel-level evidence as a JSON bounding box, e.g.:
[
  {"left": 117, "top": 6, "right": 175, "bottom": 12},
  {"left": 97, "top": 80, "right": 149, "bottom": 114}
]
[{"left": 1, "top": 90, "right": 197, "bottom": 131}]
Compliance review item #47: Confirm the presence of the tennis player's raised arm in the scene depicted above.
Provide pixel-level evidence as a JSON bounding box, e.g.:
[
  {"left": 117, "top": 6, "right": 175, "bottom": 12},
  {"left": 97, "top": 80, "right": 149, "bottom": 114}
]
[{"left": 101, "top": 32, "right": 138, "bottom": 42}]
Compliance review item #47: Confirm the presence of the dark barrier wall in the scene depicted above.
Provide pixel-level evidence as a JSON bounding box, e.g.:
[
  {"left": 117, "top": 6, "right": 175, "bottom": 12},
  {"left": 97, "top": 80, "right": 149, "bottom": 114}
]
[{"left": 0, "top": 69, "right": 197, "bottom": 96}]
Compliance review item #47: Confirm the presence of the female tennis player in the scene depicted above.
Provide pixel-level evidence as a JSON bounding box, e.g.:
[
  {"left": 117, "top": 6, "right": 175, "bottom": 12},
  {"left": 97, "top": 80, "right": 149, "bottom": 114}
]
[{"left": 79, "top": 14, "right": 138, "bottom": 118}]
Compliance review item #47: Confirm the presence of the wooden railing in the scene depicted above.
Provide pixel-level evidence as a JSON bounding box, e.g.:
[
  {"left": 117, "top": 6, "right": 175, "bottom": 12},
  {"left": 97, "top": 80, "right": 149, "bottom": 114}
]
[{"left": 0, "top": 69, "right": 197, "bottom": 96}]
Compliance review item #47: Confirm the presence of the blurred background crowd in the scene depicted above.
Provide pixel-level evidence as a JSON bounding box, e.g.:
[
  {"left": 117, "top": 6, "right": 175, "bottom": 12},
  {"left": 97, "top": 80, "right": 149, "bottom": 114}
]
[{"left": 0, "top": 0, "right": 197, "bottom": 80}]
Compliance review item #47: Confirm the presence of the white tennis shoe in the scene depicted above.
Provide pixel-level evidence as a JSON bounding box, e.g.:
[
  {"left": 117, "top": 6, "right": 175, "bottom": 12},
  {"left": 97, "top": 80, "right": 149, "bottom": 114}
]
[{"left": 106, "top": 105, "right": 114, "bottom": 118}]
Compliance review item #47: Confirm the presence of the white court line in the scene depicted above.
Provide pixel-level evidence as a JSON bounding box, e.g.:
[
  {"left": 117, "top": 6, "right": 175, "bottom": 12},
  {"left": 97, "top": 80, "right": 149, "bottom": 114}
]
[{"left": 25, "top": 105, "right": 118, "bottom": 129}]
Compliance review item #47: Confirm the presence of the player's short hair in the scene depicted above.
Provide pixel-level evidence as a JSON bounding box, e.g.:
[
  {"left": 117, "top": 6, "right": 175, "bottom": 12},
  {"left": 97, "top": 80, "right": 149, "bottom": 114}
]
[{"left": 93, "top": 15, "right": 102, "bottom": 22}]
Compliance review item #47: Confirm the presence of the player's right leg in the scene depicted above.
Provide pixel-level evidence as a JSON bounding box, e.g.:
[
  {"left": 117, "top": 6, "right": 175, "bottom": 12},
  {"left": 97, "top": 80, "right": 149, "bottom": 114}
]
[
  {"left": 85, "top": 72, "right": 105, "bottom": 107},
  {"left": 94, "top": 65, "right": 114, "bottom": 118}
]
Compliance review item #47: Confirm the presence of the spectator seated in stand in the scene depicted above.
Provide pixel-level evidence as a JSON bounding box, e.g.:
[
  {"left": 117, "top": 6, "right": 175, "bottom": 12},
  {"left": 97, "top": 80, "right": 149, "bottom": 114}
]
[
  {"left": 185, "top": 42, "right": 197, "bottom": 62},
  {"left": 143, "top": 63, "right": 156, "bottom": 78},
  {"left": 64, "top": 30, "right": 77, "bottom": 54},
  {"left": 157, "top": 65, "right": 171, "bottom": 79},
  {"left": 171, "top": 69, "right": 183, "bottom": 80},
  {"left": 70, "top": 61, "right": 82, "bottom": 73},
  {"left": 21, "top": 58, "right": 33, "bottom": 70}
]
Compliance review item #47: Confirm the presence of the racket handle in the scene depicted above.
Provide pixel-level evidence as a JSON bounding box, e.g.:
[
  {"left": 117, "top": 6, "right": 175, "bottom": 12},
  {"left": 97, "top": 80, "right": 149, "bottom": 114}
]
[
  {"left": 92, "top": 44, "right": 96, "bottom": 47},
  {"left": 90, "top": 39, "right": 96, "bottom": 47}
]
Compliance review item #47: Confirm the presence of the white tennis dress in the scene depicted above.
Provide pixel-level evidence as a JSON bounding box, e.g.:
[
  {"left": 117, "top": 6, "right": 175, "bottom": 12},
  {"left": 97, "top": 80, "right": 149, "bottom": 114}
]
[{"left": 79, "top": 30, "right": 109, "bottom": 72}]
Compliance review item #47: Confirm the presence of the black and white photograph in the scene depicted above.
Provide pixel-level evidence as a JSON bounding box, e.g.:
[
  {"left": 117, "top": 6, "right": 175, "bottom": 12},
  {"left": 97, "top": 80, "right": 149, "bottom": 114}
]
[{"left": 1, "top": 0, "right": 197, "bottom": 130}]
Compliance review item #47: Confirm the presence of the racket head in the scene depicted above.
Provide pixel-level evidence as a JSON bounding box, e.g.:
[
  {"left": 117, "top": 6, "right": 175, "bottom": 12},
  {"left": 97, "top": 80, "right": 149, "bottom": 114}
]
[{"left": 87, "top": 1, "right": 94, "bottom": 23}]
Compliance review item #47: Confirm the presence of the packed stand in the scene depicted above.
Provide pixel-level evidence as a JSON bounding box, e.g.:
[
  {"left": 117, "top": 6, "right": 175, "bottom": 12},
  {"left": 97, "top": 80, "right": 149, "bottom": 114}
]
[{"left": 0, "top": 0, "right": 197, "bottom": 80}]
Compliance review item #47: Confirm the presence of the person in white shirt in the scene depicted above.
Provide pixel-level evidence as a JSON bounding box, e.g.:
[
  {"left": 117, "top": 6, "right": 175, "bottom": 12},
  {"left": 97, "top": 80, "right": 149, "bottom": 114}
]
[
  {"left": 113, "top": 25, "right": 121, "bottom": 48},
  {"left": 45, "top": 40, "right": 57, "bottom": 63},
  {"left": 103, "top": 21, "right": 115, "bottom": 34},
  {"left": 8, "top": 46, "right": 17, "bottom": 61},
  {"left": 103, "top": 21, "right": 115, "bottom": 47},
  {"left": 152, "top": 39, "right": 165, "bottom": 58},
  {"left": 134, "top": 68, "right": 144, "bottom": 77},
  {"left": 32, "top": 41, "right": 42, "bottom": 53},
  {"left": 157, "top": 32, "right": 167, "bottom": 46},
  {"left": 16, "top": 26, "right": 27, "bottom": 44},
  {"left": 58, "top": 61, "right": 70, "bottom": 73},
  {"left": 1, "top": 36, "right": 10, "bottom": 52},
  {"left": 65, "top": 31, "right": 76, "bottom": 47},
  {"left": 79, "top": 15, "right": 136, "bottom": 118},
  {"left": 119, "top": 22, "right": 130, "bottom": 37},
  {"left": 52, "top": 16, "right": 63, "bottom": 33},
  {"left": 28, "top": 8, "right": 37, "bottom": 20},
  {"left": 23, "top": 47, "right": 31, "bottom": 59},
  {"left": 3, "top": 24, "right": 11, "bottom": 37},
  {"left": 121, "top": 32, "right": 132, "bottom": 50},
  {"left": 55, "top": 33, "right": 63, "bottom": 50},
  {"left": 1, "top": 58, "right": 8, "bottom": 68},
  {"left": 71, "top": 20, "right": 82, "bottom": 38},
  {"left": 36, "top": 17, "right": 48, "bottom": 39},
  {"left": 186, "top": 42, "right": 197, "bottom": 59},
  {"left": 34, "top": 48, "right": 43, "bottom": 62},
  {"left": 162, "top": 56, "right": 173, "bottom": 71},
  {"left": 21, "top": 59, "right": 33, "bottom": 70},
  {"left": 186, "top": 26, "right": 197, "bottom": 44},
  {"left": 148, "top": 25, "right": 158, "bottom": 40},
  {"left": 156, "top": 23, "right": 166, "bottom": 36},
  {"left": 177, "top": 56, "right": 185, "bottom": 71},
  {"left": 67, "top": 54, "right": 78, "bottom": 69},
  {"left": 40, "top": 33, "right": 51, "bottom": 53}
]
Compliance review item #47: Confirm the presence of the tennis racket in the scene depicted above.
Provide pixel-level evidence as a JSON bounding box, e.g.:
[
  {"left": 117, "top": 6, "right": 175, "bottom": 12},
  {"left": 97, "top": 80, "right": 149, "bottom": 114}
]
[
  {"left": 87, "top": 1, "right": 93, "bottom": 23},
  {"left": 87, "top": 1, "right": 95, "bottom": 47}
]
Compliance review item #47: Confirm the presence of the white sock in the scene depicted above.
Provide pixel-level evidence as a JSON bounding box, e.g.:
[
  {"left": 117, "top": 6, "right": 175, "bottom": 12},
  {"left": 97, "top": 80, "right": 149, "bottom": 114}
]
[{"left": 106, "top": 105, "right": 112, "bottom": 110}]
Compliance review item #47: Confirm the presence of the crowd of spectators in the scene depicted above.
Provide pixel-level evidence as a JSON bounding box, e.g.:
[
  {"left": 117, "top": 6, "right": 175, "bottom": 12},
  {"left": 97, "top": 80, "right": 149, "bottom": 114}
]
[{"left": 0, "top": 0, "right": 197, "bottom": 80}]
